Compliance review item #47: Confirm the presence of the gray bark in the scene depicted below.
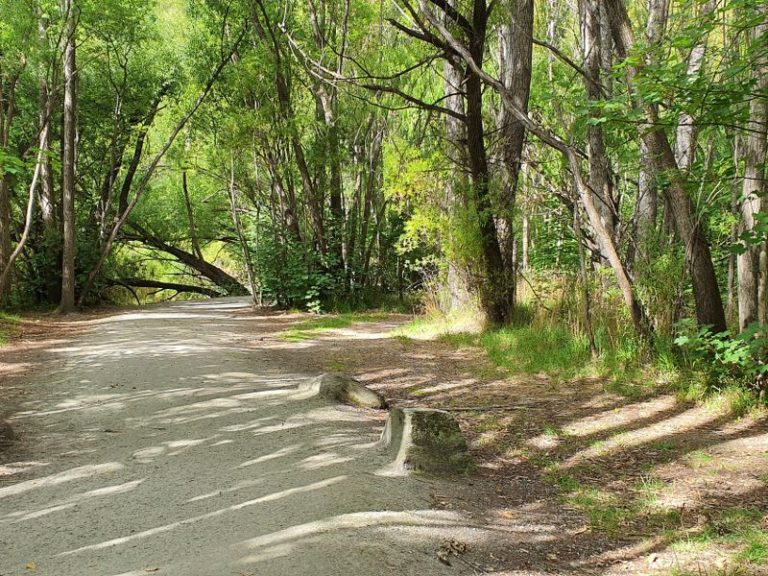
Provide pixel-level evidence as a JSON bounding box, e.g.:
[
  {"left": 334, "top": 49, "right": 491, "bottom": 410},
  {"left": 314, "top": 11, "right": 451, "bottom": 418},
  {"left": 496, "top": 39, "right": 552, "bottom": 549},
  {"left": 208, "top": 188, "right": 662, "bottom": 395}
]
[
  {"left": 737, "top": 7, "right": 768, "bottom": 330},
  {"left": 605, "top": 0, "right": 726, "bottom": 332},
  {"left": 496, "top": 0, "right": 533, "bottom": 302},
  {"left": 674, "top": 0, "right": 716, "bottom": 172},
  {"left": 580, "top": 0, "right": 616, "bottom": 260},
  {"left": 59, "top": 0, "right": 78, "bottom": 313}
]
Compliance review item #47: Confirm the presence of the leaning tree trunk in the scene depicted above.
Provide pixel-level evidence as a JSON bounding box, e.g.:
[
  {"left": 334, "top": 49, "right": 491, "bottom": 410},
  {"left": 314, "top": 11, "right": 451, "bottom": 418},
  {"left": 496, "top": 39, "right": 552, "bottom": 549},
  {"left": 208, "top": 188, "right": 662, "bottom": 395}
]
[
  {"left": 604, "top": 0, "right": 727, "bottom": 333},
  {"left": 579, "top": 0, "right": 616, "bottom": 262}
]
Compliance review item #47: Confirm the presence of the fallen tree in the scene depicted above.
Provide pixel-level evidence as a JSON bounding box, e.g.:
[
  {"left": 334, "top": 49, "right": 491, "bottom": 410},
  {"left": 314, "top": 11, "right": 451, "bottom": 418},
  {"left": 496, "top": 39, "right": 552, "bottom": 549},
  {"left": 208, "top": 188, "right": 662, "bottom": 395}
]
[
  {"left": 123, "top": 224, "right": 248, "bottom": 296},
  {"left": 108, "top": 278, "right": 223, "bottom": 299}
]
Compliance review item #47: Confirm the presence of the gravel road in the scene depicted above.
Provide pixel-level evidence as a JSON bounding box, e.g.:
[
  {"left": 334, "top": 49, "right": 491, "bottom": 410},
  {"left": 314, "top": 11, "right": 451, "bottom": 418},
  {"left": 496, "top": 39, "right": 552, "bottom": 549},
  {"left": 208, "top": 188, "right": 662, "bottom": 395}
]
[{"left": 0, "top": 299, "right": 490, "bottom": 576}]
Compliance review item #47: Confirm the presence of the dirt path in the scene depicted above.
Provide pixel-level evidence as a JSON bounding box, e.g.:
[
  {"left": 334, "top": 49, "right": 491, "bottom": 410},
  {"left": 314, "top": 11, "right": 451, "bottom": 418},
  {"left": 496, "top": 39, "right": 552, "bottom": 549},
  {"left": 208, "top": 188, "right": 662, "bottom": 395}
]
[
  {"left": 6, "top": 299, "right": 763, "bottom": 575},
  {"left": 0, "top": 298, "right": 525, "bottom": 576}
]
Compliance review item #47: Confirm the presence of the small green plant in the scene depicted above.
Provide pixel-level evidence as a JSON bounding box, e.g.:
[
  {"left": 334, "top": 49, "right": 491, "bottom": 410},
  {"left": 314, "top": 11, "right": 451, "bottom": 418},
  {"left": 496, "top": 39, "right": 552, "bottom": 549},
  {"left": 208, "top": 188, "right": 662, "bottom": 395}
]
[
  {"left": 686, "top": 450, "right": 713, "bottom": 467},
  {"left": 324, "top": 360, "right": 346, "bottom": 372},
  {"left": 674, "top": 320, "right": 768, "bottom": 395},
  {"left": 550, "top": 473, "right": 580, "bottom": 493},
  {"left": 568, "top": 488, "right": 629, "bottom": 534},
  {"left": 738, "top": 530, "right": 768, "bottom": 564}
]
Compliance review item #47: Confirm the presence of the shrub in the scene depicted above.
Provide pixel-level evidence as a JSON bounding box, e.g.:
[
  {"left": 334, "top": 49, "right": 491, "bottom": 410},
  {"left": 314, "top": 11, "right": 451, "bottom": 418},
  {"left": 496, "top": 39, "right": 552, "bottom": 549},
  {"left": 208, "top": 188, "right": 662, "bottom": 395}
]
[{"left": 674, "top": 320, "right": 768, "bottom": 395}]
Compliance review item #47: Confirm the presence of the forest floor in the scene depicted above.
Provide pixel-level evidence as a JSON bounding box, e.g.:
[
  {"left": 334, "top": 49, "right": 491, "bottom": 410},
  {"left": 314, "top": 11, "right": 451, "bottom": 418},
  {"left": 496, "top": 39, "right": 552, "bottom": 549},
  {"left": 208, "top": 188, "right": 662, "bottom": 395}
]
[{"left": 1, "top": 298, "right": 767, "bottom": 575}]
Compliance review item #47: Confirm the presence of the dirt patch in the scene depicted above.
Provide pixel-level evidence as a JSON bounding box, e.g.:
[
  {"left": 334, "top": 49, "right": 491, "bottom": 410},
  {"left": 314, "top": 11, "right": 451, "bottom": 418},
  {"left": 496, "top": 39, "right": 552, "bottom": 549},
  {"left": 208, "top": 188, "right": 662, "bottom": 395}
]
[
  {"left": 0, "top": 309, "right": 109, "bottom": 460},
  {"left": 242, "top": 311, "right": 768, "bottom": 575}
]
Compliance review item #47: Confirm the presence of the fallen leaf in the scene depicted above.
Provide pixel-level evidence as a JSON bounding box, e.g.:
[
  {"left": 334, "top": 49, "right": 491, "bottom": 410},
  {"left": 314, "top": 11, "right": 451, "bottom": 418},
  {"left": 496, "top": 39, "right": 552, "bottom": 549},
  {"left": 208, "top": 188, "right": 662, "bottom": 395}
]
[{"left": 25, "top": 562, "right": 37, "bottom": 571}]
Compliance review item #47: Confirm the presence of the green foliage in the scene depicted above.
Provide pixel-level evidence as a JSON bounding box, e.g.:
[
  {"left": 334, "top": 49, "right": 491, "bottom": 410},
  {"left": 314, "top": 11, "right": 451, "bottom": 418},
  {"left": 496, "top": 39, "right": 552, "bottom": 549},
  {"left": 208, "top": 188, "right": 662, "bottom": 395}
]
[
  {"left": 253, "top": 232, "right": 339, "bottom": 311},
  {"left": 479, "top": 324, "right": 591, "bottom": 380},
  {"left": 732, "top": 213, "right": 768, "bottom": 255},
  {"left": 674, "top": 320, "right": 768, "bottom": 392}
]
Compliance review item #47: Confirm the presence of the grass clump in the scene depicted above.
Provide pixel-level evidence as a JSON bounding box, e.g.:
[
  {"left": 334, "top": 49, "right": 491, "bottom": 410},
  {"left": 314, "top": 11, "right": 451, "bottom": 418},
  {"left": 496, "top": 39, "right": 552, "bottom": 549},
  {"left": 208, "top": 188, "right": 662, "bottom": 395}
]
[
  {"left": 667, "top": 507, "right": 768, "bottom": 571},
  {"left": 280, "top": 311, "right": 389, "bottom": 341},
  {"left": 480, "top": 324, "right": 591, "bottom": 380},
  {"left": 567, "top": 488, "right": 630, "bottom": 534},
  {"left": 0, "top": 312, "right": 20, "bottom": 346}
]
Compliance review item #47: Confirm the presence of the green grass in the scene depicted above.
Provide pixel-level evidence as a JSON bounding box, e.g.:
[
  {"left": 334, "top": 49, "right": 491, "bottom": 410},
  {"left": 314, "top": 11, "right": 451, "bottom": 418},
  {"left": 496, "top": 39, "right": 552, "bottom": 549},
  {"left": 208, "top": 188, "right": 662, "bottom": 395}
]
[
  {"left": 738, "top": 530, "right": 768, "bottom": 563},
  {"left": 280, "top": 311, "right": 389, "bottom": 341},
  {"left": 324, "top": 360, "right": 347, "bottom": 372},
  {"left": 479, "top": 324, "right": 592, "bottom": 380},
  {"left": 542, "top": 424, "right": 562, "bottom": 437},
  {"left": 547, "top": 472, "right": 581, "bottom": 493},
  {"left": 686, "top": 450, "right": 714, "bottom": 467},
  {"left": 567, "top": 488, "right": 630, "bottom": 534},
  {"left": 396, "top": 311, "right": 664, "bottom": 386},
  {"left": 666, "top": 507, "right": 768, "bottom": 571},
  {"left": 0, "top": 312, "right": 20, "bottom": 346}
]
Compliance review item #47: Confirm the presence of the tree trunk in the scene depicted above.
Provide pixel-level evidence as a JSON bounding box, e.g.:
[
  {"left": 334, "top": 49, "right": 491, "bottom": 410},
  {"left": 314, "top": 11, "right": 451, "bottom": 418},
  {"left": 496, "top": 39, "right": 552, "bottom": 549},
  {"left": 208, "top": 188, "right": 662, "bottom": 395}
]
[
  {"left": 464, "top": 0, "right": 510, "bottom": 325},
  {"left": 737, "top": 5, "right": 767, "bottom": 330},
  {"left": 127, "top": 224, "right": 247, "bottom": 295},
  {"left": 496, "top": 0, "right": 533, "bottom": 308},
  {"left": 633, "top": 142, "right": 657, "bottom": 263},
  {"left": 58, "top": 0, "right": 78, "bottom": 313},
  {"left": 182, "top": 169, "right": 204, "bottom": 261},
  {"left": 229, "top": 158, "right": 260, "bottom": 306},
  {"left": 413, "top": 0, "right": 649, "bottom": 337},
  {"left": 251, "top": 0, "right": 326, "bottom": 253},
  {"left": 443, "top": 4, "right": 472, "bottom": 313},
  {"left": 674, "top": 0, "right": 716, "bottom": 172},
  {"left": 0, "top": 116, "right": 50, "bottom": 297},
  {"left": 604, "top": 0, "right": 726, "bottom": 333},
  {"left": 0, "top": 175, "right": 13, "bottom": 301},
  {"left": 39, "top": 50, "right": 60, "bottom": 304},
  {"left": 0, "top": 63, "right": 22, "bottom": 302},
  {"left": 580, "top": 0, "right": 616, "bottom": 260}
]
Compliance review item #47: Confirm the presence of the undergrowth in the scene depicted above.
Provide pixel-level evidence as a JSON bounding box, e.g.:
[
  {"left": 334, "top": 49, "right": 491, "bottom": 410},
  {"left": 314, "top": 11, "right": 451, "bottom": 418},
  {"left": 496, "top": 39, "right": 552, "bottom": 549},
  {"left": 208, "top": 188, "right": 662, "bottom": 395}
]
[
  {"left": 0, "top": 312, "right": 20, "bottom": 346},
  {"left": 396, "top": 271, "right": 765, "bottom": 414}
]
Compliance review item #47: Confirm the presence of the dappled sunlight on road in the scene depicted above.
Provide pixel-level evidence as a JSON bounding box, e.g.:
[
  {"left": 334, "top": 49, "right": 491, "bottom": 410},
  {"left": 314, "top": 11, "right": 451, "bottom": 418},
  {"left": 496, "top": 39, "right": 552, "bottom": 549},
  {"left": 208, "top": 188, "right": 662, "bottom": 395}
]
[
  {"left": 562, "top": 395, "right": 679, "bottom": 438},
  {"left": 2, "top": 298, "right": 495, "bottom": 575},
  {"left": 560, "top": 404, "right": 726, "bottom": 469},
  {"left": 0, "top": 463, "right": 124, "bottom": 499},
  {"left": 10, "top": 298, "right": 765, "bottom": 574},
  {"left": 57, "top": 476, "right": 349, "bottom": 557},
  {"left": 2, "top": 480, "right": 144, "bottom": 523}
]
